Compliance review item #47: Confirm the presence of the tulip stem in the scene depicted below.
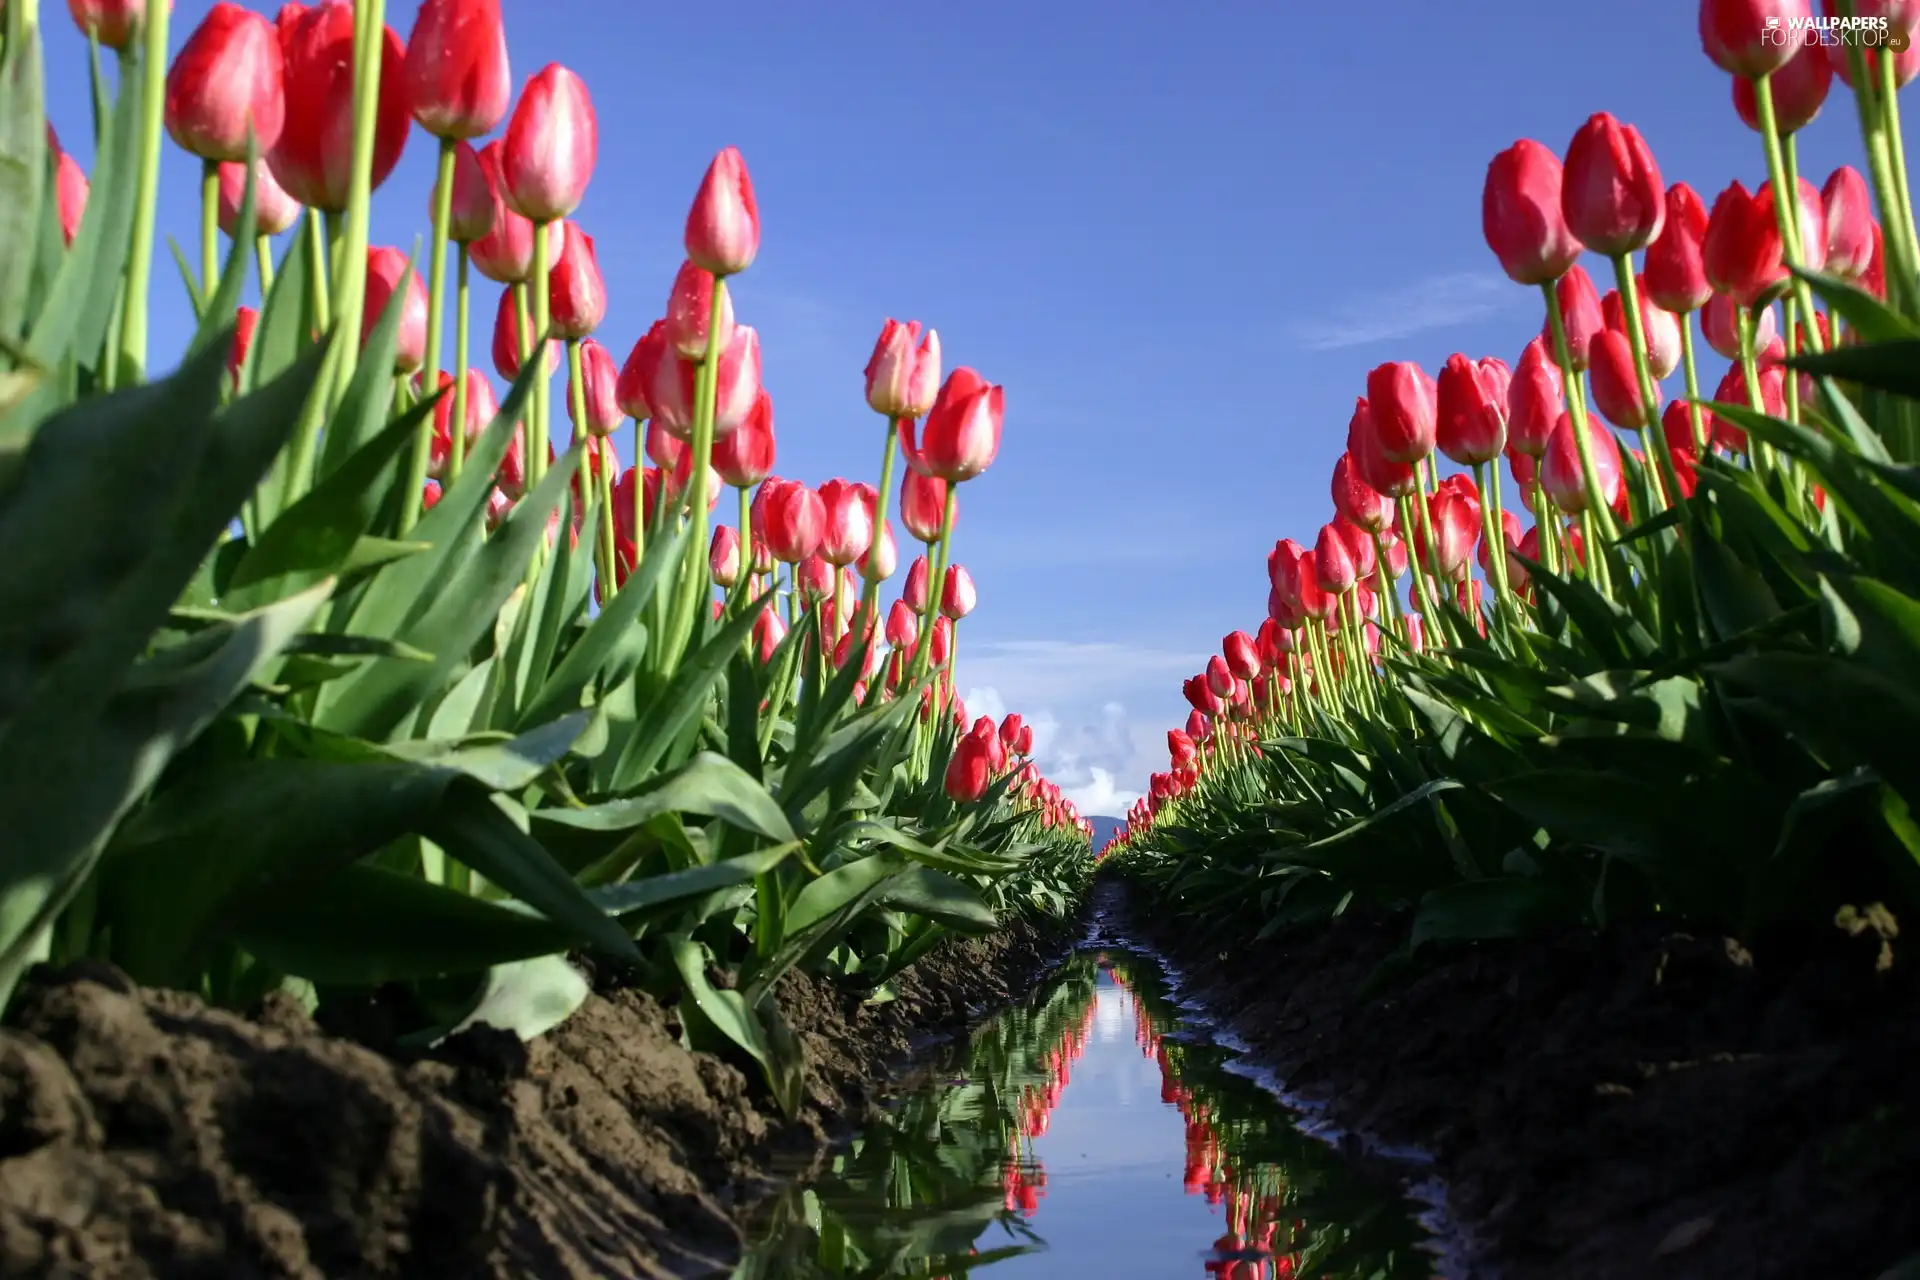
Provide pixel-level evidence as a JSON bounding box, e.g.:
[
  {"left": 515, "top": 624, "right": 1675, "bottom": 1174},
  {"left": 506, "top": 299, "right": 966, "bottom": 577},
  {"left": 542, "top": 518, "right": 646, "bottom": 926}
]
[
  {"left": 117, "top": 5, "right": 171, "bottom": 382},
  {"left": 1750, "top": 74, "right": 1828, "bottom": 358},
  {"left": 255, "top": 235, "right": 274, "bottom": 296},
  {"left": 449, "top": 248, "right": 471, "bottom": 480},
  {"left": 1472, "top": 461, "right": 1518, "bottom": 630},
  {"left": 1609, "top": 256, "right": 1683, "bottom": 512},
  {"left": 912, "top": 488, "right": 959, "bottom": 680},
  {"left": 199, "top": 159, "right": 219, "bottom": 305},
  {"left": 598, "top": 453, "right": 618, "bottom": 593},
  {"left": 1679, "top": 312, "right": 1709, "bottom": 458},
  {"left": 660, "top": 276, "right": 730, "bottom": 674},
  {"left": 401, "top": 138, "right": 458, "bottom": 535},
  {"left": 1367, "top": 529, "right": 1405, "bottom": 645},
  {"left": 1528, "top": 478, "right": 1560, "bottom": 577},
  {"left": 857, "top": 419, "right": 904, "bottom": 634},
  {"left": 564, "top": 339, "right": 602, "bottom": 586},
  {"left": 1539, "top": 281, "right": 1620, "bottom": 553},
  {"left": 1394, "top": 493, "right": 1444, "bottom": 647},
  {"left": 1878, "top": 47, "right": 1920, "bottom": 285},
  {"left": 331, "top": 0, "right": 389, "bottom": 411},
  {"left": 304, "top": 209, "right": 332, "bottom": 336},
  {"left": 1735, "top": 306, "right": 1778, "bottom": 481},
  {"left": 528, "top": 229, "right": 552, "bottom": 492}
]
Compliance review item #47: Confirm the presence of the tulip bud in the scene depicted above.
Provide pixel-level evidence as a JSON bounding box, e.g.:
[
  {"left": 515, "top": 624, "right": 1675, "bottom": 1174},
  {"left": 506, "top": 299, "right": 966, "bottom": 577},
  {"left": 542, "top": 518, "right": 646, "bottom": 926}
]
[
  {"left": 1645, "top": 182, "right": 1712, "bottom": 313},
  {"left": 217, "top": 158, "right": 300, "bottom": 237},
  {"left": 1561, "top": 112, "right": 1666, "bottom": 255},
  {"left": 271, "top": 1, "right": 410, "bottom": 212},
  {"left": 501, "top": 64, "right": 598, "bottom": 222},
  {"left": 901, "top": 469, "right": 951, "bottom": 543},
  {"left": 425, "top": 367, "right": 497, "bottom": 475},
  {"left": 491, "top": 286, "right": 560, "bottom": 380},
  {"left": 439, "top": 140, "right": 497, "bottom": 245},
  {"left": 1543, "top": 265, "right": 1604, "bottom": 372},
  {"left": 1588, "top": 328, "right": 1661, "bottom": 430},
  {"left": 1482, "top": 139, "right": 1583, "bottom": 286},
  {"left": 365, "top": 247, "right": 429, "bottom": 373},
  {"left": 1346, "top": 397, "right": 1417, "bottom": 498},
  {"left": 941, "top": 565, "right": 977, "bottom": 620},
  {"left": 795, "top": 555, "right": 833, "bottom": 602},
  {"left": 685, "top": 146, "right": 760, "bottom": 277},
  {"left": 1732, "top": 37, "right": 1831, "bottom": 135},
  {"left": 865, "top": 319, "right": 942, "bottom": 419},
  {"left": 228, "top": 305, "right": 257, "bottom": 390},
  {"left": 932, "top": 615, "right": 954, "bottom": 666},
  {"left": 1704, "top": 180, "right": 1786, "bottom": 308},
  {"left": 646, "top": 326, "right": 762, "bottom": 440},
  {"left": 944, "top": 736, "right": 992, "bottom": 804},
  {"left": 404, "top": 0, "right": 512, "bottom": 141},
  {"left": 1435, "top": 352, "right": 1508, "bottom": 465},
  {"left": 1364, "top": 362, "right": 1438, "bottom": 465},
  {"left": 55, "top": 149, "right": 89, "bottom": 246},
  {"left": 1601, "top": 282, "right": 1682, "bottom": 379},
  {"left": 469, "top": 141, "right": 533, "bottom": 281},
  {"left": 67, "top": 0, "right": 163, "bottom": 49},
  {"left": 903, "top": 555, "right": 930, "bottom": 611},
  {"left": 1821, "top": 0, "right": 1920, "bottom": 88},
  {"left": 165, "top": 3, "right": 285, "bottom": 163},
  {"left": 886, "top": 599, "right": 920, "bottom": 650},
  {"left": 1331, "top": 452, "right": 1394, "bottom": 532},
  {"left": 1770, "top": 174, "right": 1828, "bottom": 274},
  {"left": 569, "top": 338, "right": 622, "bottom": 438},
  {"left": 1541, "top": 412, "right": 1624, "bottom": 514},
  {"left": 548, "top": 220, "right": 607, "bottom": 339},
  {"left": 1700, "top": 0, "right": 1810, "bottom": 78},
  {"left": 710, "top": 526, "right": 742, "bottom": 588},
  {"left": 1701, "top": 291, "right": 1777, "bottom": 359},
  {"left": 664, "top": 259, "right": 737, "bottom": 361},
  {"left": 712, "top": 390, "right": 776, "bottom": 488},
  {"left": 753, "top": 606, "right": 787, "bottom": 664},
  {"left": 860, "top": 520, "right": 898, "bottom": 583},
  {"left": 905, "top": 369, "right": 1004, "bottom": 483},
  {"left": 1223, "top": 630, "right": 1260, "bottom": 681},
  {"left": 1206, "top": 655, "right": 1235, "bottom": 700},
  {"left": 817, "top": 479, "right": 876, "bottom": 567},
  {"left": 759, "top": 478, "right": 824, "bottom": 564},
  {"left": 1822, "top": 166, "right": 1876, "bottom": 282}
]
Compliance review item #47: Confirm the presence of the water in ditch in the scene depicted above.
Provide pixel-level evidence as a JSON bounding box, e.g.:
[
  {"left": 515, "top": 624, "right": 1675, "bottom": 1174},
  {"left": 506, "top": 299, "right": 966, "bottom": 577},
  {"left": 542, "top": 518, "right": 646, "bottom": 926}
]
[{"left": 734, "top": 948, "right": 1440, "bottom": 1278}]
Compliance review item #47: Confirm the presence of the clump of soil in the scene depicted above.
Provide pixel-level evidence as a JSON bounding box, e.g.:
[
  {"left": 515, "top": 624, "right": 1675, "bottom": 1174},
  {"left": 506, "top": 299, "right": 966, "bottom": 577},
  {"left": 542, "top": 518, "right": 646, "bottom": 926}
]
[
  {"left": 0, "top": 916, "right": 1077, "bottom": 1279},
  {"left": 1112, "top": 876, "right": 1920, "bottom": 1280}
]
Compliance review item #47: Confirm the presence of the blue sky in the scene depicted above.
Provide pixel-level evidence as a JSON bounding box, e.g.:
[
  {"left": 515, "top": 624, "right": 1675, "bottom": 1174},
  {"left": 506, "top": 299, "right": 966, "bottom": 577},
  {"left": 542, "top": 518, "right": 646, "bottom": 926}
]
[{"left": 45, "top": 1, "right": 1873, "bottom": 816}]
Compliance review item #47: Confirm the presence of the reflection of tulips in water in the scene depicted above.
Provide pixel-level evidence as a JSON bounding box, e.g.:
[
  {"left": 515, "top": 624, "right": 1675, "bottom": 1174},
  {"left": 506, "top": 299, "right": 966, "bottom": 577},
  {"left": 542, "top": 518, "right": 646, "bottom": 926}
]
[{"left": 1104, "top": 955, "right": 1430, "bottom": 1280}]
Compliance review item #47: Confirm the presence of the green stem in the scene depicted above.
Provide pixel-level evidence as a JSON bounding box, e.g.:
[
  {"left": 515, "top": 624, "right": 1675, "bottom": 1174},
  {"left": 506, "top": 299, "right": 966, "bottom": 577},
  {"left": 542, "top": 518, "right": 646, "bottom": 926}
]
[
  {"left": 199, "top": 158, "right": 219, "bottom": 303},
  {"left": 117, "top": 3, "right": 171, "bottom": 381},
  {"left": 857, "top": 419, "right": 904, "bottom": 635},
  {"left": 1879, "top": 45, "right": 1920, "bottom": 286},
  {"left": 660, "top": 277, "right": 730, "bottom": 673},
  {"left": 402, "top": 137, "right": 458, "bottom": 535},
  {"left": 255, "top": 235, "right": 274, "bottom": 295},
  {"left": 1736, "top": 306, "right": 1776, "bottom": 480},
  {"left": 1472, "top": 460, "right": 1517, "bottom": 628},
  {"left": 449, "top": 247, "right": 471, "bottom": 480},
  {"left": 517, "top": 277, "right": 542, "bottom": 487},
  {"left": 330, "top": 0, "right": 389, "bottom": 409},
  {"left": 1751, "top": 74, "right": 1828, "bottom": 356},
  {"left": 1609, "top": 256, "right": 1682, "bottom": 511},
  {"left": 1540, "top": 281, "right": 1619, "bottom": 543},
  {"left": 304, "top": 208, "right": 332, "bottom": 336},
  {"left": 1367, "top": 528, "right": 1404, "bottom": 644},
  {"left": 911, "top": 488, "right": 959, "bottom": 680},
  {"left": 1679, "top": 312, "right": 1707, "bottom": 458}
]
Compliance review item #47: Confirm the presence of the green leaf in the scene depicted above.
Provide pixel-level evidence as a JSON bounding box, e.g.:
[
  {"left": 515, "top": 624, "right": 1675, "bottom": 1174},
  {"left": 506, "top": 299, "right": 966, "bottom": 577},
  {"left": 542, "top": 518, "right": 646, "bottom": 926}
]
[
  {"left": 877, "top": 867, "right": 997, "bottom": 934},
  {"left": 0, "top": 29, "right": 47, "bottom": 346},
  {"left": 612, "top": 593, "right": 773, "bottom": 786},
  {"left": 1410, "top": 878, "right": 1584, "bottom": 948},
  {"left": 532, "top": 751, "right": 797, "bottom": 844},
  {"left": 1788, "top": 337, "right": 1920, "bottom": 399},
  {"left": 436, "top": 954, "right": 591, "bottom": 1044}
]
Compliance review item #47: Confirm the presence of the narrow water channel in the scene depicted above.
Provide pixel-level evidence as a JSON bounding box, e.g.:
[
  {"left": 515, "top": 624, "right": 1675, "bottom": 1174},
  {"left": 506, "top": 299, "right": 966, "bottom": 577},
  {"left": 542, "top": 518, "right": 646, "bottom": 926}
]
[{"left": 736, "top": 949, "right": 1438, "bottom": 1278}]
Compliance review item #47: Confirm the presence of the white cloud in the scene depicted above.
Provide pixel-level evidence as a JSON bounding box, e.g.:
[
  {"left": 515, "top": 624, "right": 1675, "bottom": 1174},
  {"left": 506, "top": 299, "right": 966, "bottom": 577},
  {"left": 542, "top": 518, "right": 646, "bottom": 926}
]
[
  {"left": 1064, "top": 767, "right": 1141, "bottom": 815},
  {"left": 1289, "top": 270, "right": 1524, "bottom": 352}
]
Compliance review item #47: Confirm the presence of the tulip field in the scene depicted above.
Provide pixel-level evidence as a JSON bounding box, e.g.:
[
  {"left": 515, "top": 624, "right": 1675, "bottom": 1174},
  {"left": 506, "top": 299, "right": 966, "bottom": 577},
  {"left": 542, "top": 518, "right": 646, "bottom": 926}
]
[
  {"left": 6, "top": 0, "right": 1095, "bottom": 1133},
  {"left": 1106, "top": 4, "right": 1920, "bottom": 977}
]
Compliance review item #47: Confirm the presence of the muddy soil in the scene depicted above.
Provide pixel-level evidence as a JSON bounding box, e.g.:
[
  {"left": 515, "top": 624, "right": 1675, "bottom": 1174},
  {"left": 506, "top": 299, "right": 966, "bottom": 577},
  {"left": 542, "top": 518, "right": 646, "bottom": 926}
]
[
  {"left": 1107, "top": 876, "right": 1920, "bottom": 1280},
  {"left": 0, "top": 916, "right": 1077, "bottom": 1280}
]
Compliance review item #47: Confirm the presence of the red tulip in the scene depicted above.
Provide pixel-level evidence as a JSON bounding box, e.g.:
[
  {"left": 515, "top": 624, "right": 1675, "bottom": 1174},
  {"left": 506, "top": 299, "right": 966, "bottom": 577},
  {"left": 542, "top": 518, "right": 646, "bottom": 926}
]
[
  {"left": 1700, "top": 0, "right": 1811, "bottom": 78},
  {"left": 1206, "top": 655, "right": 1235, "bottom": 700},
  {"left": 440, "top": 140, "right": 495, "bottom": 244},
  {"left": 944, "top": 735, "right": 993, "bottom": 804},
  {"left": 942, "top": 565, "right": 977, "bottom": 620},
  {"left": 886, "top": 599, "right": 920, "bottom": 650},
  {"left": 1482, "top": 139, "right": 1583, "bottom": 286},
  {"left": 1771, "top": 175, "right": 1828, "bottom": 273},
  {"left": 1821, "top": 0, "right": 1920, "bottom": 88},
  {"left": 685, "top": 146, "right": 760, "bottom": 277},
  {"left": 667, "top": 446, "right": 723, "bottom": 514},
  {"left": 1435, "top": 352, "right": 1508, "bottom": 465},
  {"left": 903, "top": 555, "right": 931, "bottom": 611},
  {"left": 490, "top": 285, "right": 559, "bottom": 380},
  {"left": 1331, "top": 452, "right": 1393, "bottom": 532},
  {"left": 712, "top": 390, "right": 776, "bottom": 487},
  {"left": 1645, "top": 182, "right": 1712, "bottom": 313},
  {"left": 1732, "top": 35, "right": 1831, "bottom": 134},
  {"left": 67, "top": 0, "right": 164, "bottom": 49},
  {"left": 759, "top": 479, "right": 825, "bottom": 564},
  {"left": 1478, "top": 508, "right": 1528, "bottom": 590},
  {"left": 1422, "top": 482, "right": 1481, "bottom": 582},
  {"left": 501, "top": 64, "right": 597, "bottom": 222},
  {"left": 1271, "top": 538, "right": 1330, "bottom": 621},
  {"left": 1543, "top": 265, "right": 1604, "bottom": 371},
  {"left": 424, "top": 367, "right": 497, "bottom": 476},
  {"left": 860, "top": 520, "right": 898, "bottom": 583},
  {"left": 547, "top": 219, "right": 605, "bottom": 339},
  {"left": 403, "top": 0, "right": 511, "bottom": 141},
  {"left": 271, "top": 0, "right": 410, "bottom": 212},
  {"left": 901, "top": 469, "right": 950, "bottom": 543},
  {"left": 1365, "top": 362, "right": 1438, "bottom": 464},
  {"left": 1822, "top": 166, "right": 1876, "bottom": 282},
  {"left": 818, "top": 479, "right": 877, "bottom": 567},
  {"left": 1313, "top": 522, "right": 1359, "bottom": 595},
  {"left": 568, "top": 337, "right": 621, "bottom": 438},
  {"left": 1701, "top": 290, "right": 1776, "bottom": 359},
  {"left": 1541, "top": 412, "right": 1624, "bottom": 514},
  {"left": 664, "top": 259, "right": 735, "bottom": 361},
  {"left": 1588, "top": 328, "right": 1661, "bottom": 430},
  {"left": 365, "top": 247, "right": 428, "bottom": 373},
  {"left": 795, "top": 555, "right": 833, "bottom": 602},
  {"left": 644, "top": 325, "right": 762, "bottom": 441},
  {"left": 1346, "top": 397, "right": 1417, "bottom": 497},
  {"left": 1167, "top": 729, "right": 1197, "bottom": 770},
  {"left": 468, "top": 140, "right": 533, "bottom": 280},
  {"left": 1712, "top": 357, "right": 1787, "bottom": 450},
  {"left": 707, "top": 525, "right": 742, "bottom": 588},
  {"left": 1704, "top": 180, "right": 1786, "bottom": 307},
  {"left": 906, "top": 368, "right": 1004, "bottom": 482},
  {"left": 165, "top": 3, "right": 285, "bottom": 163},
  {"left": 217, "top": 158, "right": 301, "bottom": 236},
  {"left": 1223, "top": 630, "right": 1260, "bottom": 681},
  {"left": 228, "top": 305, "right": 257, "bottom": 389},
  {"left": 865, "top": 319, "right": 942, "bottom": 419},
  {"left": 1601, "top": 281, "right": 1682, "bottom": 379},
  {"left": 753, "top": 606, "right": 787, "bottom": 664},
  {"left": 54, "top": 149, "right": 89, "bottom": 246},
  {"left": 1561, "top": 113, "right": 1665, "bottom": 255}
]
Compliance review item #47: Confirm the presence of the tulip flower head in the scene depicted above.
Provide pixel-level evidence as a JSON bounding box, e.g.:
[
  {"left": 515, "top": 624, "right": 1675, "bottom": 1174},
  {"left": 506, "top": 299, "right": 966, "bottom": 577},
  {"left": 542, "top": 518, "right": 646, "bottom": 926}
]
[
  {"left": 1435, "top": 352, "right": 1508, "bottom": 465},
  {"left": 218, "top": 158, "right": 301, "bottom": 237},
  {"left": 901, "top": 469, "right": 951, "bottom": 543},
  {"left": 1364, "top": 362, "right": 1438, "bottom": 465},
  {"left": 1542, "top": 412, "right": 1625, "bottom": 514},
  {"left": 501, "top": 64, "right": 598, "bottom": 222},
  {"left": 1645, "top": 182, "right": 1713, "bottom": 313},
  {"left": 1560, "top": 113, "right": 1666, "bottom": 255},
  {"left": 548, "top": 220, "right": 607, "bottom": 339},
  {"left": 866, "top": 319, "right": 942, "bottom": 420},
  {"left": 404, "top": 0, "right": 512, "bottom": 141},
  {"left": 469, "top": 141, "right": 534, "bottom": 281},
  {"left": 364, "top": 247, "right": 429, "bottom": 373},
  {"left": 1482, "top": 138, "right": 1583, "bottom": 286},
  {"left": 271, "top": 1, "right": 411, "bottom": 211},
  {"left": 905, "top": 368, "right": 1004, "bottom": 483},
  {"left": 711, "top": 390, "right": 777, "bottom": 488},
  {"left": 664, "top": 260, "right": 737, "bottom": 362},
  {"left": 1822, "top": 166, "right": 1876, "bottom": 282},
  {"left": 569, "top": 338, "right": 622, "bottom": 438},
  {"left": 1700, "top": 0, "right": 1813, "bottom": 79},
  {"left": 1543, "top": 265, "right": 1605, "bottom": 371},
  {"left": 685, "top": 146, "right": 760, "bottom": 277},
  {"left": 165, "top": 3, "right": 285, "bottom": 163},
  {"left": 1703, "top": 180, "right": 1786, "bottom": 307},
  {"left": 68, "top": 0, "right": 163, "bottom": 50},
  {"left": 942, "top": 565, "right": 977, "bottom": 620},
  {"left": 1732, "top": 35, "right": 1832, "bottom": 135}
]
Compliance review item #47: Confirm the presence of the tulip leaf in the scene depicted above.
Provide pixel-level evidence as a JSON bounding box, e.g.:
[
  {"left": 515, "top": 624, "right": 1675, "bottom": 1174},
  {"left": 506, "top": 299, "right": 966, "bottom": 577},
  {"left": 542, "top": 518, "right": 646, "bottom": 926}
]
[
  {"left": 1409, "top": 878, "right": 1583, "bottom": 949},
  {"left": 1788, "top": 338, "right": 1920, "bottom": 401},
  {"left": 612, "top": 592, "right": 774, "bottom": 787},
  {"left": 533, "top": 751, "right": 796, "bottom": 844},
  {"left": 434, "top": 953, "right": 592, "bottom": 1045}
]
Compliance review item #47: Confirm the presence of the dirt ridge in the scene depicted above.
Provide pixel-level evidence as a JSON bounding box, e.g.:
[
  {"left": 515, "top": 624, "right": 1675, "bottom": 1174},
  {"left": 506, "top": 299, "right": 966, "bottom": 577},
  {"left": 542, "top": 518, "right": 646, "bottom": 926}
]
[
  {"left": 1108, "top": 874, "right": 1920, "bottom": 1280},
  {"left": 0, "top": 914, "right": 1081, "bottom": 1280}
]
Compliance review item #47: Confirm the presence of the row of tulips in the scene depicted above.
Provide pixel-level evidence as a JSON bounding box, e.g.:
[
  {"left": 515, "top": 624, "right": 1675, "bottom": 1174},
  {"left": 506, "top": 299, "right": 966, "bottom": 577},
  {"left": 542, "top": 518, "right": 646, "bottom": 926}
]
[
  {"left": 1, "top": 0, "right": 1093, "bottom": 1108},
  {"left": 1103, "top": 958, "right": 1431, "bottom": 1279},
  {"left": 1104, "top": 1, "right": 1920, "bottom": 955},
  {"left": 739, "top": 955, "right": 1103, "bottom": 1279}
]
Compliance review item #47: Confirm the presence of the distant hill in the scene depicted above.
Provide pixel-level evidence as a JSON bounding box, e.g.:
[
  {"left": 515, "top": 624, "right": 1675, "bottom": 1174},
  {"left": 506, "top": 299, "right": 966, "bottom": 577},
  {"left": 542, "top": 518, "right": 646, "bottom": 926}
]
[{"left": 1086, "top": 815, "right": 1127, "bottom": 855}]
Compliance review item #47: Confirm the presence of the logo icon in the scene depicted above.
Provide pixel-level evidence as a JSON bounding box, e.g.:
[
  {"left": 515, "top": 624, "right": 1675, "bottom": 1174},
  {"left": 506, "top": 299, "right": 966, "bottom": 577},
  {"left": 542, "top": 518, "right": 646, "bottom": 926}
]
[{"left": 1765, "top": 15, "right": 1781, "bottom": 27}]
